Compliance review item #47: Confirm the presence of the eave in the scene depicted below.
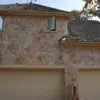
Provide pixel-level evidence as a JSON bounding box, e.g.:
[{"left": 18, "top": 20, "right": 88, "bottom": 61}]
[
  {"left": 59, "top": 41, "right": 100, "bottom": 49},
  {"left": 0, "top": 10, "right": 71, "bottom": 19}
]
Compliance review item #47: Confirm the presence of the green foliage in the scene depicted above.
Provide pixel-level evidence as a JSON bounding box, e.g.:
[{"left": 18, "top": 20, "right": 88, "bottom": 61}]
[
  {"left": 82, "top": 0, "right": 100, "bottom": 19},
  {"left": 71, "top": 10, "right": 80, "bottom": 20}
]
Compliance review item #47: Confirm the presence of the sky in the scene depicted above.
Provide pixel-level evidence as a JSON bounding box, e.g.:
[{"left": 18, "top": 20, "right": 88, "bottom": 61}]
[{"left": 0, "top": 0, "right": 85, "bottom": 11}]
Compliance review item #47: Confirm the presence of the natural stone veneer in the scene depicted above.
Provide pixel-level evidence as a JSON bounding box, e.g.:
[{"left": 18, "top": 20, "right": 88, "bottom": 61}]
[
  {"left": 0, "top": 16, "right": 100, "bottom": 68},
  {"left": 59, "top": 48, "right": 100, "bottom": 68},
  {"left": 0, "top": 15, "right": 100, "bottom": 100},
  {"left": 1, "top": 16, "right": 68, "bottom": 65}
]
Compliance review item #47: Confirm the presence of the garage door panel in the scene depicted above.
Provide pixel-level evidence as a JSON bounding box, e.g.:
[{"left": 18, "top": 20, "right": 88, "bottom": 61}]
[
  {"left": 79, "top": 70, "right": 100, "bottom": 100},
  {"left": 0, "top": 70, "right": 65, "bottom": 100}
]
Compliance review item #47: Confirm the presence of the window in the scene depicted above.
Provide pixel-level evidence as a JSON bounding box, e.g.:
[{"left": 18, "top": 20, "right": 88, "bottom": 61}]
[
  {"left": 47, "top": 16, "right": 56, "bottom": 31},
  {"left": 0, "top": 16, "right": 3, "bottom": 30}
]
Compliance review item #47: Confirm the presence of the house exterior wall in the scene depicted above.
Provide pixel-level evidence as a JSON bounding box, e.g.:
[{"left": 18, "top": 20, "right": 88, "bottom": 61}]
[
  {"left": 0, "top": 15, "right": 78, "bottom": 100},
  {"left": 1, "top": 15, "right": 100, "bottom": 100},
  {"left": 0, "top": 16, "right": 99, "bottom": 67},
  {"left": 0, "top": 15, "right": 74, "bottom": 100},
  {"left": 0, "top": 16, "right": 68, "bottom": 65},
  {"left": 59, "top": 47, "right": 100, "bottom": 68}
]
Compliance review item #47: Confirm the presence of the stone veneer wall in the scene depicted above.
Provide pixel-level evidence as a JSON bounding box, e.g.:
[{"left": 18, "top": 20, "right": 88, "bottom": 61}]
[
  {"left": 0, "top": 16, "right": 100, "bottom": 100},
  {"left": 59, "top": 47, "right": 100, "bottom": 68},
  {"left": 1, "top": 16, "right": 100, "bottom": 67},
  {"left": 0, "top": 16, "right": 68, "bottom": 65},
  {"left": 0, "top": 16, "right": 76, "bottom": 100}
]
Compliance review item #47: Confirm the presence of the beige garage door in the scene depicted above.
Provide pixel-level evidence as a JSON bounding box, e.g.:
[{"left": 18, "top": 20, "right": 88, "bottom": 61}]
[
  {"left": 0, "top": 69, "right": 65, "bottom": 100},
  {"left": 79, "top": 70, "right": 100, "bottom": 100}
]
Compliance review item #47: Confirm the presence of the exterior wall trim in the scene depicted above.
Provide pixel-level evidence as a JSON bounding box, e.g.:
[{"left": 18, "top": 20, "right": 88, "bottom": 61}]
[
  {"left": 0, "top": 11, "right": 71, "bottom": 19},
  {"left": 60, "top": 42, "right": 100, "bottom": 49},
  {"left": 78, "top": 68, "right": 100, "bottom": 71},
  {"left": 0, "top": 65, "right": 66, "bottom": 69}
]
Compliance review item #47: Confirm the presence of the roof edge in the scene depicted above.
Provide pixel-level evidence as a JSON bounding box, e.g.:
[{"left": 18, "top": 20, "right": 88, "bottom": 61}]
[
  {"left": 0, "top": 3, "right": 69, "bottom": 13},
  {"left": 0, "top": 10, "right": 71, "bottom": 19}
]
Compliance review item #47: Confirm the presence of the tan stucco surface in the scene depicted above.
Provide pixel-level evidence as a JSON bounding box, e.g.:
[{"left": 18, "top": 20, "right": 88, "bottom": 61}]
[
  {"left": 0, "top": 69, "right": 65, "bottom": 100},
  {"left": 78, "top": 70, "right": 100, "bottom": 100}
]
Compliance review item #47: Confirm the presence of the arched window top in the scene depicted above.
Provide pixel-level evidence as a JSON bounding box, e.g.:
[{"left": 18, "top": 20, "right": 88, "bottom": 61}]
[{"left": 0, "top": 16, "right": 3, "bottom": 30}]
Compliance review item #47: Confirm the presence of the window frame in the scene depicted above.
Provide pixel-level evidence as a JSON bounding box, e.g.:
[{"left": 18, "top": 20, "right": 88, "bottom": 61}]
[
  {"left": 46, "top": 16, "right": 56, "bottom": 32},
  {"left": 0, "top": 16, "right": 4, "bottom": 31}
]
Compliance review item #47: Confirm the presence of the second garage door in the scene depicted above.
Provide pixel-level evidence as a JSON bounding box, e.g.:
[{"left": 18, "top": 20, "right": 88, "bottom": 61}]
[
  {"left": 0, "top": 69, "right": 65, "bottom": 100},
  {"left": 79, "top": 70, "right": 100, "bottom": 100}
]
